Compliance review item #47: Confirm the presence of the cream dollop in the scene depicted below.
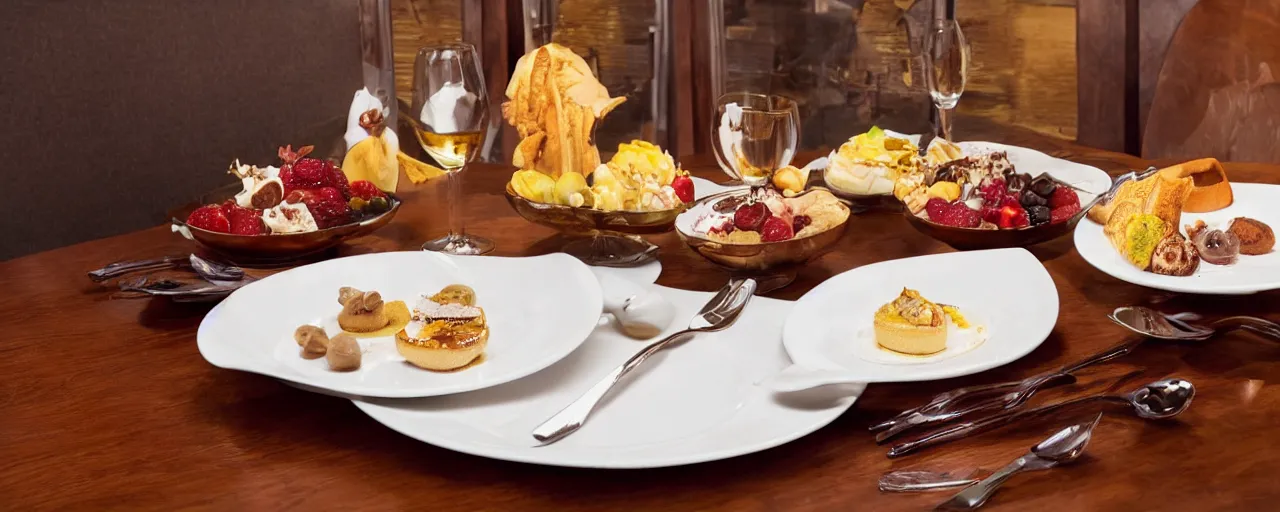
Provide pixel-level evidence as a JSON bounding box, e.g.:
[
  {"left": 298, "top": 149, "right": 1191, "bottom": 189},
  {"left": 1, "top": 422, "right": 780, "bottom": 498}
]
[
  {"left": 344, "top": 88, "right": 401, "bottom": 152},
  {"left": 261, "top": 201, "right": 318, "bottom": 234}
]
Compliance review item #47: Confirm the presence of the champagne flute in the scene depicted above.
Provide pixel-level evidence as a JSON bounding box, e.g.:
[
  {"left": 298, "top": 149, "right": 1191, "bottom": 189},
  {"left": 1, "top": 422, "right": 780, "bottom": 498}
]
[
  {"left": 711, "top": 92, "right": 800, "bottom": 190},
  {"left": 412, "top": 43, "right": 494, "bottom": 255},
  {"left": 924, "top": 19, "right": 970, "bottom": 142}
]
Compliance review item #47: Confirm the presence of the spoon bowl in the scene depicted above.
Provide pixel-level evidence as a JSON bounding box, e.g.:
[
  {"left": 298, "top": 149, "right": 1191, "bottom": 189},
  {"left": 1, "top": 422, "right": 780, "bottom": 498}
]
[
  {"left": 1110, "top": 306, "right": 1280, "bottom": 342},
  {"left": 1128, "top": 378, "right": 1195, "bottom": 419}
]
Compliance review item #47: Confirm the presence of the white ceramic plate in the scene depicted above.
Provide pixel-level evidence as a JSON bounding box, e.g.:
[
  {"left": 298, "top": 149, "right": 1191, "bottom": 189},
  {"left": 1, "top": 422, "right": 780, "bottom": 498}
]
[
  {"left": 355, "top": 286, "right": 863, "bottom": 469},
  {"left": 782, "top": 248, "right": 1058, "bottom": 383},
  {"left": 1074, "top": 182, "right": 1280, "bottom": 294},
  {"left": 198, "top": 252, "right": 603, "bottom": 398},
  {"left": 691, "top": 176, "right": 744, "bottom": 200}
]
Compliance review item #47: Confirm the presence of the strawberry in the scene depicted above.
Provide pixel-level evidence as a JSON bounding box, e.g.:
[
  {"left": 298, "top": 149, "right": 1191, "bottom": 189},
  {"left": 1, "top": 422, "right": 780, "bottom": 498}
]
[
  {"left": 925, "top": 197, "right": 950, "bottom": 220},
  {"left": 349, "top": 180, "right": 386, "bottom": 201},
  {"left": 997, "top": 204, "right": 1029, "bottom": 229},
  {"left": 187, "top": 204, "right": 231, "bottom": 233},
  {"left": 980, "top": 203, "right": 1003, "bottom": 224},
  {"left": 937, "top": 202, "right": 981, "bottom": 228},
  {"left": 1049, "top": 186, "right": 1080, "bottom": 209},
  {"left": 285, "top": 188, "right": 351, "bottom": 229},
  {"left": 220, "top": 200, "right": 267, "bottom": 236},
  {"left": 1050, "top": 203, "right": 1082, "bottom": 224},
  {"left": 328, "top": 163, "right": 351, "bottom": 199},
  {"left": 759, "top": 216, "right": 795, "bottom": 242},
  {"left": 670, "top": 175, "right": 694, "bottom": 203},
  {"left": 733, "top": 202, "right": 770, "bottom": 232}
]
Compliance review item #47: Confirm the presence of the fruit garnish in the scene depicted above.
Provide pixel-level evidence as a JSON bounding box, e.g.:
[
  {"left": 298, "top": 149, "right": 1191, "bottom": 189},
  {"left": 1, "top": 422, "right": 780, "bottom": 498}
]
[
  {"left": 759, "top": 216, "right": 795, "bottom": 242},
  {"left": 733, "top": 202, "right": 770, "bottom": 232},
  {"left": 350, "top": 180, "right": 386, "bottom": 201},
  {"left": 1050, "top": 203, "right": 1081, "bottom": 224},
  {"left": 997, "top": 204, "right": 1029, "bottom": 229},
  {"left": 979, "top": 179, "right": 1006, "bottom": 203},
  {"left": 980, "top": 202, "right": 1003, "bottom": 224},
  {"left": 187, "top": 205, "right": 231, "bottom": 233},
  {"left": 511, "top": 170, "right": 556, "bottom": 204},
  {"left": 935, "top": 201, "right": 981, "bottom": 228},
  {"left": 367, "top": 196, "right": 390, "bottom": 213},
  {"left": 285, "top": 188, "right": 351, "bottom": 229},
  {"left": 926, "top": 181, "right": 961, "bottom": 202},
  {"left": 1049, "top": 186, "right": 1079, "bottom": 209},
  {"left": 792, "top": 214, "right": 812, "bottom": 233},
  {"left": 925, "top": 197, "right": 950, "bottom": 220},
  {"left": 671, "top": 174, "right": 694, "bottom": 203},
  {"left": 221, "top": 201, "right": 268, "bottom": 235},
  {"left": 554, "top": 172, "right": 590, "bottom": 207}
]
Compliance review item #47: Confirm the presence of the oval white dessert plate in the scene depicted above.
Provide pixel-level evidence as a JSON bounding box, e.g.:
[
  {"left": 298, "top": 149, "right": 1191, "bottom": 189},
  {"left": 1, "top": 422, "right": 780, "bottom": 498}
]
[
  {"left": 957, "top": 141, "right": 1112, "bottom": 197},
  {"left": 1074, "top": 182, "right": 1280, "bottom": 294},
  {"left": 691, "top": 176, "right": 744, "bottom": 200},
  {"left": 197, "top": 252, "right": 603, "bottom": 398},
  {"left": 782, "top": 248, "right": 1058, "bottom": 383},
  {"left": 355, "top": 286, "right": 863, "bottom": 469}
]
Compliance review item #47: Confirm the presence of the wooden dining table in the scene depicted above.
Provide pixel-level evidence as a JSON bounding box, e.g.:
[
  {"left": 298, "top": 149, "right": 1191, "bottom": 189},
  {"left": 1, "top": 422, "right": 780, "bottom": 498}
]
[{"left": 4, "top": 119, "right": 1279, "bottom": 511}]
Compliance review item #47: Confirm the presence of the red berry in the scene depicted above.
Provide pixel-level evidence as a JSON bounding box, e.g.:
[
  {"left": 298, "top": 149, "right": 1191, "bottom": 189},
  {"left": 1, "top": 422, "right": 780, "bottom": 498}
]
[
  {"left": 1049, "top": 186, "right": 1080, "bottom": 209},
  {"left": 792, "top": 215, "right": 812, "bottom": 233},
  {"left": 328, "top": 165, "right": 351, "bottom": 199},
  {"left": 759, "top": 216, "right": 795, "bottom": 242},
  {"left": 349, "top": 180, "right": 385, "bottom": 201},
  {"left": 980, "top": 203, "right": 1003, "bottom": 224},
  {"left": 1050, "top": 203, "right": 1082, "bottom": 224},
  {"left": 284, "top": 158, "right": 332, "bottom": 192},
  {"left": 733, "top": 202, "right": 770, "bottom": 232},
  {"left": 187, "top": 205, "right": 231, "bottom": 233},
  {"left": 997, "top": 204, "right": 1029, "bottom": 229},
  {"left": 937, "top": 202, "right": 981, "bottom": 228},
  {"left": 218, "top": 200, "right": 267, "bottom": 236},
  {"left": 925, "top": 197, "right": 950, "bottom": 220},
  {"left": 980, "top": 179, "right": 1006, "bottom": 203},
  {"left": 671, "top": 175, "right": 694, "bottom": 204},
  {"left": 283, "top": 188, "right": 351, "bottom": 229}
]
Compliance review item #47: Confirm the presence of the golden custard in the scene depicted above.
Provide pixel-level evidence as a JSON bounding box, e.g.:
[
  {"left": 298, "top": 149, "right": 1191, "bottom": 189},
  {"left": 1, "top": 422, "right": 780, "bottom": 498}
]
[
  {"left": 873, "top": 288, "right": 947, "bottom": 355},
  {"left": 345, "top": 300, "right": 411, "bottom": 338},
  {"left": 396, "top": 286, "right": 489, "bottom": 371}
]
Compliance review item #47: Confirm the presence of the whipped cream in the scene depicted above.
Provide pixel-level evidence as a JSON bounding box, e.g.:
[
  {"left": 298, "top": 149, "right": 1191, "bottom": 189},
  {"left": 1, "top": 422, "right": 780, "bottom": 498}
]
[
  {"left": 231, "top": 160, "right": 283, "bottom": 209},
  {"left": 419, "top": 81, "right": 476, "bottom": 133},
  {"left": 346, "top": 88, "right": 399, "bottom": 151},
  {"left": 412, "top": 297, "right": 482, "bottom": 321},
  {"left": 261, "top": 201, "right": 318, "bottom": 234}
]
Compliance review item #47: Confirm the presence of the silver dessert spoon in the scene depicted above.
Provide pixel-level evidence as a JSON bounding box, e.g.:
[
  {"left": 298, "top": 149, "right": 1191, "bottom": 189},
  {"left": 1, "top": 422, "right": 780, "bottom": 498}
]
[
  {"left": 531, "top": 278, "right": 757, "bottom": 445},
  {"left": 1110, "top": 306, "right": 1280, "bottom": 342},
  {"left": 934, "top": 413, "right": 1102, "bottom": 510},
  {"left": 889, "top": 378, "right": 1194, "bottom": 458},
  {"left": 89, "top": 253, "right": 244, "bottom": 282}
]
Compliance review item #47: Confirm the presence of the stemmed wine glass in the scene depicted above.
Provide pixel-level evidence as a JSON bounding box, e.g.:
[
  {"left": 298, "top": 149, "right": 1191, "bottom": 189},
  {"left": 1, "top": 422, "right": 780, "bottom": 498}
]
[
  {"left": 412, "top": 42, "right": 493, "bottom": 255},
  {"left": 923, "top": 19, "right": 970, "bottom": 142},
  {"left": 711, "top": 92, "right": 800, "bottom": 191}
]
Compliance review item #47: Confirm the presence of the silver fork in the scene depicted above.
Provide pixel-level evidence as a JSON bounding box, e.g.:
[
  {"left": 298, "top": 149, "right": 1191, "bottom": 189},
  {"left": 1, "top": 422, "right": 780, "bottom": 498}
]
[{"left": 531, "top": 278, "right": 758, "bottom": 445}]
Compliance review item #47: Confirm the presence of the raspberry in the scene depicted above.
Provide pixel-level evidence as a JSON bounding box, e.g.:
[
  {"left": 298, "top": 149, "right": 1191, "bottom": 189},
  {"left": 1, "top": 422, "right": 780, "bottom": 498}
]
[
  {"left": 792, "top": 215, "right": 812, "bottom": 233},
  {"left": 1049, "top": 186, "right": 1080, "bottom": 209},
  {"left": 284, "top": 158, "right": 332, "bottom": 192},
  {"left": 219, "top": 200, "right": 267, "bottom": 236},
  {"left": 187, "top": 204, "right": 231, "bottom": 233},
  {"left": 349, "top": 180, "right": 385, "bottom": 201},
  {"left": 979, "top": 179, "right": 1006, "bottom": 203},
  {"left": 759, "top": 216, "right": 795, "bottom": 242},
  {"left": 997, "top": 204, "right": 1029, "bottom": 229},
  {"left": 328, "top": 164, "right": 351, "bottom": 199},
  {"left": 980, "top": 203, "right": 1003, "bottom": 224},
  {"left": 937, "top": 202, "right": 981, "bottom": 228},
  {"left": 925, "top": 197, "right": 950, "bottom": 220},
  {"left": 285, "top": 188, "right": 351, "bottom": 229},
  {"left": 670, "top": 175, "right": 694, "bottom": 203},
  {"left": 733, "top": 202, "right": 770, "bottom": 232},
  {"left": 1050, "top": 203, "right": 1082, "bottom": 224}
]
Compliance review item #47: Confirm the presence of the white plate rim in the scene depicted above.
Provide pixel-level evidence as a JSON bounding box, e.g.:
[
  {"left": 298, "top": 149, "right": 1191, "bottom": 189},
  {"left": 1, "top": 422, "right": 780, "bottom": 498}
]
[
  {"left": 196, "top": 252, "right": 604, "bottom": 398},
  {"left": 781, "top": 248, "right": 1059, "bottom": 383}
]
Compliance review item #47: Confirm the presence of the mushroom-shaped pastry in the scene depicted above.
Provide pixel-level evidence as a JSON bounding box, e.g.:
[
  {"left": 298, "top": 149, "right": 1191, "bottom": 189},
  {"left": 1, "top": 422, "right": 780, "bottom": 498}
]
[
  {"left": 326, "top": 333, "right": 362, "bottom": 372},
  {"left": 296, "top": 325, "right": 329, "bottom": 359},
  {"left": 337, "top": 286, "right": 390, "bottom": 332}
]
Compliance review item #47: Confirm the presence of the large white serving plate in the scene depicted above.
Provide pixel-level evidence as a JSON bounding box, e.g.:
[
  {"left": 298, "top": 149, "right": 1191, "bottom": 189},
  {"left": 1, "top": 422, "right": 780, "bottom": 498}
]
[
  {"left": 957, "top": 141, "right": 1112, "bottom": 197},
  {"left": 198, "top": 252, "right": 603, "bottom": 398},
  {"left": 782, "top": 248, "right": 1058, "bottom": 383},
  {"left": 1074, "top": 182, "right": 1280, "bottom": 295},
  {"left": 355, "top": 286, "right": 863, "bottom": 469}
]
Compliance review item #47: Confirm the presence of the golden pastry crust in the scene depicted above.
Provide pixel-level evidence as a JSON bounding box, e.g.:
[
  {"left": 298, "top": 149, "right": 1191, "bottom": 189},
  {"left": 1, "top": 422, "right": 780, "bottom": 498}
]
[
  {"left": 873, "top": 289, "right": 947, "bottom": 356},
  {"left": 1228, "top": 217, "right": 1275, "bottom": 255}
]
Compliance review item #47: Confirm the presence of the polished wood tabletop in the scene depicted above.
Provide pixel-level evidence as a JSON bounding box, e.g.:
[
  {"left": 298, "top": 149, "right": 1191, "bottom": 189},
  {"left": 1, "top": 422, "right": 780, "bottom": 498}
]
[{"left": 4, "top": 121, "right": 1279, "bottom": 511}]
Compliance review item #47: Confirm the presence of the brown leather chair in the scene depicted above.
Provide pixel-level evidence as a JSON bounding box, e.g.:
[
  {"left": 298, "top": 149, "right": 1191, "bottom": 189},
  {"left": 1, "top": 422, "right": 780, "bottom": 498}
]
[
  {"left": 0, "top": 0, "right": 364, "bottom": 260},
  {"left": 1142, "top": 0, "right": 1280, "bottom": 163}
]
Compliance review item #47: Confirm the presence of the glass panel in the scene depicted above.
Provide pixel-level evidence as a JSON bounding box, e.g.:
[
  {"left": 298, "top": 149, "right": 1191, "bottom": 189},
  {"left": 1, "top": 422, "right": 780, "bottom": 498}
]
[
  {"left": 712, "top": 0, "right": 935, "bottom": 151},
  {"left": 527, "top": 0, "right": 669, "bottom": 157}
]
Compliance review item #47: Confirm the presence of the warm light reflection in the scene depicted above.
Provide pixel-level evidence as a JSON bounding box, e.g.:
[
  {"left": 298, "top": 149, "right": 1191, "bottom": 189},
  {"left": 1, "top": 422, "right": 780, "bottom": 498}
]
[{"left": 1241, "top": 379, "right": 1264, "bottom": 403}]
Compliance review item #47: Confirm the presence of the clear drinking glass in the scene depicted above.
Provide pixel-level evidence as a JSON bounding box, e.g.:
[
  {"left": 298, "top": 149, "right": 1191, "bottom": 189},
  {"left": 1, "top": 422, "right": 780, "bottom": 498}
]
[
  {"left": 412, "top": 43, "right": 493, "bottom": 255},
  {"left": 924, "top": 19, "right": 970, "bottom": 141},
  {"left": 711, "top": 92, "right": 800, "bottom": 189}
]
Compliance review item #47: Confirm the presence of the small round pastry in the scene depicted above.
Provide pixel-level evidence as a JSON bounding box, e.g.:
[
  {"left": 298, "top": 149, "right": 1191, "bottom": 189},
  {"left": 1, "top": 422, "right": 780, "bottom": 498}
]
[
  {"left": 301, "top": 337, "right": 328, "bottom": 360},
  {"left": 337, "top": 288, "right": 390, "bottom": 332},
  {"left": 326, "top": 334, "right": 362, "bottom": 372},
  {"left": 873, "top": 289, "right": 947, "bottom": 356},
  {"left": 396, "top": 299, "right": 488, "bottom": 371},
  {"left": 1228, "top": 217, "right": 1274, "bottom": 255},
  {"left": 294, "top": 325, "right": 328, "bottom": 347},
  {"left": 1150, "top": 234, "right": 1200, "bottom": 276}
]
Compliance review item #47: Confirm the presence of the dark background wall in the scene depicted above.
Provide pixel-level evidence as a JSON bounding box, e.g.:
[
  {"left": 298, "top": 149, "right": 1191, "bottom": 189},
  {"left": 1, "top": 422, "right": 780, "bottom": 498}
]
[{"left": 0, "top": 0, "right": 363, "bottom": 260}]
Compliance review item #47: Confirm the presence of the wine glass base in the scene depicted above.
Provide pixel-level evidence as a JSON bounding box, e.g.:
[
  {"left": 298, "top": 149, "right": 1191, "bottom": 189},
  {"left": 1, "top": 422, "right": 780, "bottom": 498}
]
[{"left": 421, "top": 234, "right": 495, "bottom": 255}]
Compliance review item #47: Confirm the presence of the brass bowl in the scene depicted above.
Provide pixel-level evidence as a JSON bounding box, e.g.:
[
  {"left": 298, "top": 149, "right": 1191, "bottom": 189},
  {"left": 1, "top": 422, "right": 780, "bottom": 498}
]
[
  {"left": 503, "top": 183, "right": 684, "bottom": 235},
  {"left": 170, "top": 196, "right": 401, "bottom": 265},
  {"left": 675, "top": 190, "right": 850, "bottom": 271},
  {"left": 903, "top": 205, "right": 1089, "bottom": 250}
]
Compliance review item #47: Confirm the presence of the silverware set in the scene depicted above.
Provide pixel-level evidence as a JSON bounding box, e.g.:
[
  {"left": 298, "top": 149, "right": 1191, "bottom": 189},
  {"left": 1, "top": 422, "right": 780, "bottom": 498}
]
[{"left": 88, "top": 254, "right": 253, "bottom": 302}]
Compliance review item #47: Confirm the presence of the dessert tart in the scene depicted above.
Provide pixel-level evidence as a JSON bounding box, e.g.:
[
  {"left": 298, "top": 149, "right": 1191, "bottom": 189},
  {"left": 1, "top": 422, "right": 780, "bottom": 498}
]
[
  {"left": 1161, "top": 158, "right": 1233, "bottom": 213},
  {"left": 396, "top": 286, "right": 490, "bottom": 371},
  {"left": 336, "top": 287, "right": 390, "bottom": 333},
  {"left": 873, "top": 289, "right": 947, "bottom": 356}
]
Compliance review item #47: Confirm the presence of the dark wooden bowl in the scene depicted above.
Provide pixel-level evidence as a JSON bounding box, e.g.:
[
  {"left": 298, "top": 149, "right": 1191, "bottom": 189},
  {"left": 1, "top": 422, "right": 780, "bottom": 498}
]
[{"left": 903, "top": 206, "right": 1089, "bottom": 250}]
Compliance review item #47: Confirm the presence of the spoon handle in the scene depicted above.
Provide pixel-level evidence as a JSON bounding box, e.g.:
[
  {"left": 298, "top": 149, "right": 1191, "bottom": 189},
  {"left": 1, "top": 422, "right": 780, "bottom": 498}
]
[
  {"left": 531, "top": 328, "right": 694, "bottom": 445},
  {"left": 1215, "top": 316, "right": 1280, "bottom": 341},
  {"left": 888, "top": 395, "right": 1115, "bottom": 458},
  {"left": 933, "top": 457, "right": 1028, "bottom": 510},
  {"left": 88, "top": 255, "right": 188, "bottom": 282}
]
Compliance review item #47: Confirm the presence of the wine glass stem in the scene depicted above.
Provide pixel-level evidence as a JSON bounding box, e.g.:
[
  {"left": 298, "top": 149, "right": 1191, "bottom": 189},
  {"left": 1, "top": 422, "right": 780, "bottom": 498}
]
[
  {"left": 939, "top": 107, "right": 954, "bottom": 141},
  {"left": 447, "top": 167, "right": 466, "bottom": 241}
]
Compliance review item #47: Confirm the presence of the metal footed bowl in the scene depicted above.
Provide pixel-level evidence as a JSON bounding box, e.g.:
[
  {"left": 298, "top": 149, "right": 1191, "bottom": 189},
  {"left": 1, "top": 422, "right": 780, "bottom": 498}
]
[
  {"left": 675, "top": 190, "right": 850, "bottom": 271},
  {"left": 503, "top": 183, "right": 684, "bottom": 235},
  {"left": 903, "top": 206, "right": 1089, "bottom": 250}
]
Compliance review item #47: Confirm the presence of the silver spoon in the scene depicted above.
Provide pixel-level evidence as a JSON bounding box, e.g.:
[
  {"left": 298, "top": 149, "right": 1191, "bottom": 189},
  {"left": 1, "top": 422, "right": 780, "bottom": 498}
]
[
  {"left": 531, "top": 278, "right": 758, "bottom": 445},
  {"left": 88, "top": 254, "right": 244, "bottom": 282},
  {"left": 934, "top": 413, "right": 1102, "bottom": 510},
  {"left": 890, "top": 378, "right": 1194, "bottom": 458},
  {"left": 1110, "top": 306, "right": 1280, "bottom": 342}
]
